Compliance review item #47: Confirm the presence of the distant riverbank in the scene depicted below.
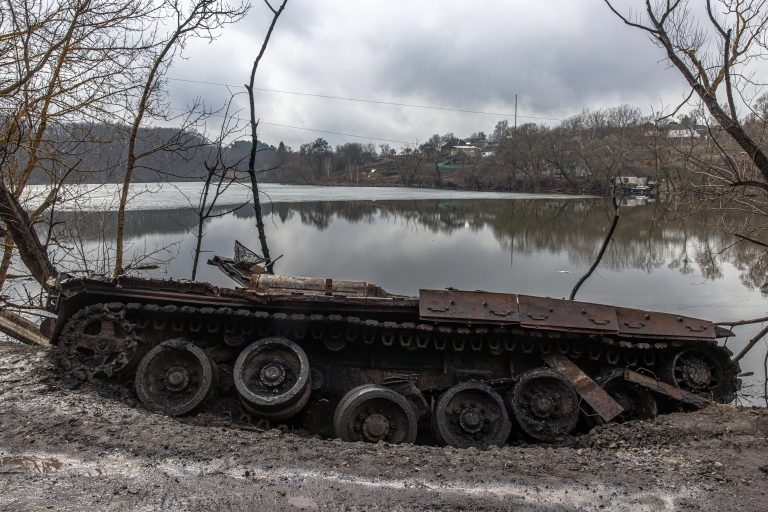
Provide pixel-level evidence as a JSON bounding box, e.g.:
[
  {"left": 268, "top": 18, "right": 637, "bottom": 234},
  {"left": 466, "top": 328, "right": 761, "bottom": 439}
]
[{"left": 23, "top": 182, "right": 598, "bottom": 213}]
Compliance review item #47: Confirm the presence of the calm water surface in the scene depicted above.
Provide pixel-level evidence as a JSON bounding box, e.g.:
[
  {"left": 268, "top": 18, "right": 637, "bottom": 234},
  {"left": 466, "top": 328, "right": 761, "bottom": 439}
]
[{"left": 46, "top": 185, "right": 768, "bottom": 404}]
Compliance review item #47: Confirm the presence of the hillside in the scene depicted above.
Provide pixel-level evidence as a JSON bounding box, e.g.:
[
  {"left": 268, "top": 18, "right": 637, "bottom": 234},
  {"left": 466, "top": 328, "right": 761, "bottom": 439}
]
[{"left": 25, "top": 123, "right": 279, "bottom": 185}]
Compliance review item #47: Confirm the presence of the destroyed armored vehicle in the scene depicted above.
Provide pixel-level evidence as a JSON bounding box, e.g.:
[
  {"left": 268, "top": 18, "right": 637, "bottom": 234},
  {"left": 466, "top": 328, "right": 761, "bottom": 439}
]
[{"left": 48, "top": 245, "right": 740, "bottom": 448}]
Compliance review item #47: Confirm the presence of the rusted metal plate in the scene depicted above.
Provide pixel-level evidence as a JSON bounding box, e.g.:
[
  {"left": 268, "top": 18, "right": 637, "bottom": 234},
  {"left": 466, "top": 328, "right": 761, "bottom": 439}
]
[
  {"left": 419, "top": 289, "right": 519, "bottom": 324},
  {"left": 623, "top": 370, "right": 712, "bottom": 407},
  {"left": 518, "top": 295, "right": 619, "bottom": 334},
  {"left": 543, "top": 354, "right": 623, "bottom": 422},
  {"left": 616, "top": 308, "right": 716, "bottom": 340}
]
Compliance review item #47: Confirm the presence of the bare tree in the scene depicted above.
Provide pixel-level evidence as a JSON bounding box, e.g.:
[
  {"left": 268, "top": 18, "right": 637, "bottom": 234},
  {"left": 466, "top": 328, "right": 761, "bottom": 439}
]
[
  {"left": 604, "top": 1, "right": 768, "bottom": 368},
  {"left": 570, "top": 106, "right": 643, "bottom": 188},
  {"left": 393, "top": 145, "right": 423, "bottom": 186},
  {"left": 333, "top": 142, "right": 373, "bottom": 182},
  {"left": 490, "top": 120, "right": 511, "bottom": 143},
  {"left": 604, "top": 0, "right": 768, "bottom": 187},
  {"left": 190, "top": 95, "right": 250, "bottom": 280},
  {"left": 543, "top": 125, "right": 582, "bottom": 190},
  {"left": 497, "top": 123, "right": 549, "bottom": 191},
  {"left": 300, "top": 138, "right": 331, "bottom": 180},
  {"left": 114, "top": 0, "right": 249, "bottom": 276},
  {"left": 0, "top": 0, "right": 259, "bottom": 341},
  {"left": 243, "top": 0, "right": 288, "bottom": 274},
  {"left": 0, "top": 0, "right": 160, "bottom": 289},
  {"left": 420, "top": 135, "right": 443, "bottom": 186}
]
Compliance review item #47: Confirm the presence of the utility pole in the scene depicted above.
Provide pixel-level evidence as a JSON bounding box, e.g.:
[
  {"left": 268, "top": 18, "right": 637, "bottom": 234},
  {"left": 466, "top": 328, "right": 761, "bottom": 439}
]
[{"left": 514, "top": 93, "right": 518, "bottom": 131}]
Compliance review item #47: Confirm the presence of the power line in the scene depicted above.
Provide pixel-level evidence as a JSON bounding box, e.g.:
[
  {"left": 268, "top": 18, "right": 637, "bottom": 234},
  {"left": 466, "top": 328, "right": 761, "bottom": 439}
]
[
  {"left": 167, "top": 76, "right": 562, "bottom": 122},
  {"left": 257, "top": 121, "right": 417, "bottom": 146},
  {"left": 167, "top": 106, "right": 418, "bottom": 145}
]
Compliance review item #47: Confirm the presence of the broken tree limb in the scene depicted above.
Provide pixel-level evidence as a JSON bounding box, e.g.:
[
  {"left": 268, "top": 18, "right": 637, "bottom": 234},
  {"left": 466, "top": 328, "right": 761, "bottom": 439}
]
[
  {"left": 0, "top": 311, "right": 50, "bottom": 347},
  {"left": 732, "top": 323, "right": 768, "bottom": 363},
  {"left": 570, "top": 191, "right": 621, "bottom": 301},
  {"left": 716, "top": 316, "right": 768, "bottom": 327},
  {"left": 734, "top": 233, "right": 768, "bottom": 250},
  {"left": 764, "top": 349, "right": 767, "bottom": 407}
]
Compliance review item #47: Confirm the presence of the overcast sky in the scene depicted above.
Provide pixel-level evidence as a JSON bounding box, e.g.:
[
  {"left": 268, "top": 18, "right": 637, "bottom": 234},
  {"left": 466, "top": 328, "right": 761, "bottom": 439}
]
[{"left": 167, "top": 1, "right": 716, "bottom": 149}]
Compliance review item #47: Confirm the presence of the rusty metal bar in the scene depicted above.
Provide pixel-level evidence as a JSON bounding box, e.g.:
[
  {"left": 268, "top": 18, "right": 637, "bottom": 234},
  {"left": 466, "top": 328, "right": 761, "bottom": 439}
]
[
  {"left": 543, "top": 354, "right": 624, "bottom": 422},
  {"left": 622, "top": 369, "right": 711, "bottom": 407}
]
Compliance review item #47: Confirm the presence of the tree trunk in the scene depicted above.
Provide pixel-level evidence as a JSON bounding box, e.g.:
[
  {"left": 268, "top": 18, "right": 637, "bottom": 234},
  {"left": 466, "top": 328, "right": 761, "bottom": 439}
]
[
  {"left": 247, "top": 167, "right": 273, "bottom": 273},
  {"left": 244, "top": 0, "right": 287, "bottom": 275},
  {"left": 0, "top": 234, "right": 14, "bottom": 290},
  {"left": 191, "top": 170, "right": 215, "bottom": 281},
  {"left": 0, "top": 183, "right": 57, "bottom": 289},
  {"left": 570, "top": 194, "right": 620, "bottom": 301}
]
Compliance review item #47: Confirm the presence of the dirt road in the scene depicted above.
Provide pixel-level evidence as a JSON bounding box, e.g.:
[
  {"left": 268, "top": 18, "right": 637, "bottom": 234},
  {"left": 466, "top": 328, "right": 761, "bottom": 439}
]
[{"left": 1, "top": 342, "right": 766, "bottom": 511}]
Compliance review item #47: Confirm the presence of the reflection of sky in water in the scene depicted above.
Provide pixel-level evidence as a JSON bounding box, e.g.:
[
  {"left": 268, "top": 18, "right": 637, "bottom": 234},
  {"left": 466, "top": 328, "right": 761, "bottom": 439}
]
[{"left": 57, "top": 197, "right": 768, "bottom": 405}]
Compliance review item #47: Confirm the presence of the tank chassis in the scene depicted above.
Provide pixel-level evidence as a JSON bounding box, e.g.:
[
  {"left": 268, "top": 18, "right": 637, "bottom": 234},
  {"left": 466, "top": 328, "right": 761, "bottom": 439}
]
[{"left": 48, "top": 254, "right": 740, "bottom": 448}]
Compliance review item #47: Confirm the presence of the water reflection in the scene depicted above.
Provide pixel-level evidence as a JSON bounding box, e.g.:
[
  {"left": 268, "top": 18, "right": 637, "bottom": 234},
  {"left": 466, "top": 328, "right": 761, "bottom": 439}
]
[
  {"left": 51, "top": 198, "right": 768, "bottom": 293},
  {"left": 619, "top": 196, "right": 656, "bottom": 207}
]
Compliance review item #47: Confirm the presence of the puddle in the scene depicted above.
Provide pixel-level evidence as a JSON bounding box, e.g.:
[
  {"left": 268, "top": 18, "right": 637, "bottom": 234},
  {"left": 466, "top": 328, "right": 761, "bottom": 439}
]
[
  {"left": 287, "top": 495, "right": 319, "bottom": 510},
  {"left": 0, "top": 456, "right": 63, "bottom": 473}
]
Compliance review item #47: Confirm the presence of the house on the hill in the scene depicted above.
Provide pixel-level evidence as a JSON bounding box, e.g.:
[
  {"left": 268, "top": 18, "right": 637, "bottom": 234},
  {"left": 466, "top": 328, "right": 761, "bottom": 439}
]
[
  {"left": 450, "top": 144, "right": 480, "bottom": 157},
  {"left": 481, "top": 144, "right": 497, "bottom": 158},
  {"left": 437, "top": 135, "right": 488, "bottom": 159},
  {"left": 667, "top": 122, "right": 709, "bottom": 139},
  {"left": 615, "top": 167, "right": 651, "bottom": 194},
  {"left": 439, "top": 138, "right": 466, "bottom": 157}
]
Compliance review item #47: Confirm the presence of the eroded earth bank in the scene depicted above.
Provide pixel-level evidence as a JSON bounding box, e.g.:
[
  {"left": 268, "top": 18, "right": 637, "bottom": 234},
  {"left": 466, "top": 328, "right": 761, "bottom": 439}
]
[{"left": 1, "top": 342, "right": 767, "bottom": 512}]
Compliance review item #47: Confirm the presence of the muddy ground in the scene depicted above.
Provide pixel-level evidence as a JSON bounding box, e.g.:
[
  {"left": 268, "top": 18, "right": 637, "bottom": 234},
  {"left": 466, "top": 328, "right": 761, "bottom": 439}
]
[{"left": 1, "top": 342, "right": 767, "bottom": 512}]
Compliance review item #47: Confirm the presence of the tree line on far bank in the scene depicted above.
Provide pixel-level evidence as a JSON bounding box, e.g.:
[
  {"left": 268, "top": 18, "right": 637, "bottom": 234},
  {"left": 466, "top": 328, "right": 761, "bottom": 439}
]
[{"left": 33, "top": 97, "right": 767, "bottom": 200}]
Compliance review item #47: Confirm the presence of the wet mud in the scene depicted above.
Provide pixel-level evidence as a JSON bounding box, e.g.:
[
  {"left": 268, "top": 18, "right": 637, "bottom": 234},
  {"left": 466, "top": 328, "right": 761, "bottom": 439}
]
[{"left": 1, "top": 342, "right": 767, "bottom": 511}]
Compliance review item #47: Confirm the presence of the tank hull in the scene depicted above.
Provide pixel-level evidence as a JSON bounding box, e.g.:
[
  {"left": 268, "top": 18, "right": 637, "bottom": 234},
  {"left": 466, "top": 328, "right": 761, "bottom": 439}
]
[{"left": 50, "top": 275, "right": 740, "bottom": 447}]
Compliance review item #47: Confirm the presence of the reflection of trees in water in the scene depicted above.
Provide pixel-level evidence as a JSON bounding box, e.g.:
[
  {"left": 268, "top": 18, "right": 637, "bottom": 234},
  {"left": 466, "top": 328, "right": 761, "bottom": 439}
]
[
  {"left": 724, "top": 237, "right": 768, "bottom": 292},
  {"left": 48, "top": 207, "right": 236, "bottom": 240},
  {"left": 272, "top": 199, "right": 768, "bottom": 292},
  {"left": 43, "top": 208, "right": 225, "bottom": 273},
  {"left": 48, "top": 199, "right": 768, "bottom": 292}
]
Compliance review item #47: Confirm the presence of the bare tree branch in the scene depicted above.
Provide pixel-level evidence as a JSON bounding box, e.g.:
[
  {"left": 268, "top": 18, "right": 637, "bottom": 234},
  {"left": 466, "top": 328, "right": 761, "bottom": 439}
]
[{"left": 244, "top": 0, "right": 288, "bottom": 274}]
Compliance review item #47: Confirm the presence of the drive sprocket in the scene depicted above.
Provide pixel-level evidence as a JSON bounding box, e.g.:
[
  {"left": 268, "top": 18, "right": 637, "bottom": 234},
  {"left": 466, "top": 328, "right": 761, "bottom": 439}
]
[{"left": 57, "top": 303, "right": 143, "bottom": 380}]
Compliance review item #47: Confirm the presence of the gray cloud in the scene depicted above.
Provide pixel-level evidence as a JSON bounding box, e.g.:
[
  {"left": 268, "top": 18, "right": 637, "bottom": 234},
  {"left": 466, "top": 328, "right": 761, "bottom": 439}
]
[{"left": 166, "top": 0, "right": 751, "bottom": 149}]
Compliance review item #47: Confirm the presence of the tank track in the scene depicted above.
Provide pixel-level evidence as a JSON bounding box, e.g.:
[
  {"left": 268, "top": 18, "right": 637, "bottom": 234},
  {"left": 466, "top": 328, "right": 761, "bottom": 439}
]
[
  {"left": 56, "top": 300, "right": 740, "bottom": 444},
  {"left": 61, "top": 301, "right": 696, "bottom": 368}
]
